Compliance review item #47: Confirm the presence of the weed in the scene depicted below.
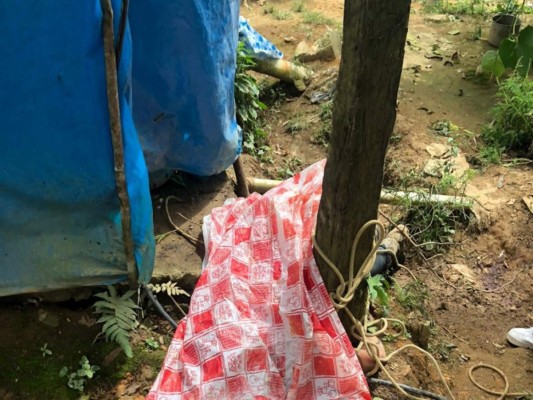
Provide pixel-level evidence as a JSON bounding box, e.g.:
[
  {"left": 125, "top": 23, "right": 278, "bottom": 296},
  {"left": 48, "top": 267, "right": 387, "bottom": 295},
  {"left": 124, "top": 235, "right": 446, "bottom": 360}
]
[
  {"left": 477, "top": 145, "right": 503, "bottom": 165},
  {"left": 40, "top": 343, "right": 52, "bottom": 358},
  {"left": 302, "top": 11, "right": 336, "bottom": 26},
  {"left": 482, "top": 75, "right": 533, "bottom": 157},
  {"left": 235, "top": 42, "right": 269, "bottom": 157},
  {"left": 367, "top": 274, "right": 390, "bottom": 315},
  {"left": 394, "top": 280, "right": 428, "bottom": 314},
  {"left": 93, "top": 286, "right": 139, "bottom": 358},
  {"left": 277, "top": 157, "right": 302, "bottom": 179},
  {"left": 145, "top": 338, "right": 160, "bottom": 350},
  {"left": 59, "top": 356, "right": 99, "bottom": 392},
  {"left": 265, "top": 6, "right": 292, "bottom": 20},
  {"left": 470, "top": 25, "right": 482, "bottom": 41},
  {"left": 430, "top": 341, "right": 456, "bottom": 362},
  {"left": 285, "top": 119, "right": 308, "bottom": 135},
  {"left": 429, "top": 120, "right": 459, "bottom": 136},
  {"left": 311, "top": 100, "right": 333, "bottom": 145},
  {"left": 291, "top": 0, "right": 305, "bottom": 13},
  {"left": 403, "top": 191, "right": 469, "bottom": 251},
  {"left": 421, "top": 0, "right": 491, "bottom": 15}
]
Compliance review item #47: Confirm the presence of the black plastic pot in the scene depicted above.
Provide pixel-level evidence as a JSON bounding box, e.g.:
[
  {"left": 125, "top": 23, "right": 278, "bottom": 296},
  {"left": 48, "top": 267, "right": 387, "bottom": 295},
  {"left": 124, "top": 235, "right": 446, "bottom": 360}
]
[{"left": 488, "top": 13, "right": 521, "bottom": 47}]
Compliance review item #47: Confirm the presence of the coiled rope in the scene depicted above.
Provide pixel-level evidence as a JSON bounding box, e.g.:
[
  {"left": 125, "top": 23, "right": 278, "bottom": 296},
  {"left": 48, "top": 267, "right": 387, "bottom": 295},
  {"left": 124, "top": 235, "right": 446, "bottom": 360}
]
[{"left": 313, "top": 219, "right": 530, "bottom": 400}]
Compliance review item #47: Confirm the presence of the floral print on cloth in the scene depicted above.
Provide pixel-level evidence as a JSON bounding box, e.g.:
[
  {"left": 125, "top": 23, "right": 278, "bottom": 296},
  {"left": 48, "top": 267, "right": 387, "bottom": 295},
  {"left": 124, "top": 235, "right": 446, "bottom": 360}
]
[{"left": 146, "top": 160, "right": 371, "bottom": 400}]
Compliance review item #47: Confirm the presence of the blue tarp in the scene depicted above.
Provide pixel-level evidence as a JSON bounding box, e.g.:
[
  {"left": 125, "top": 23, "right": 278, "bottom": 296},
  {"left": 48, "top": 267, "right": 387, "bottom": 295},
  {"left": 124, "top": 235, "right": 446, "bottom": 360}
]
[
  {"left": 130, "top": 0, "right": 241, "bottom": 186},
  {"left": 0, "top": 0, "right": 155, "bottom": 296}
]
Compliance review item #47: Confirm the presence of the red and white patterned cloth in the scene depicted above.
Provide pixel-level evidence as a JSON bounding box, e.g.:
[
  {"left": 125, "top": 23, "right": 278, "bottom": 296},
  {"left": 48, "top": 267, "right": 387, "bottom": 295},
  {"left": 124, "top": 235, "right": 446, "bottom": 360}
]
[{"left": 147, "top": 160, "right": 371, "bottom": 400}]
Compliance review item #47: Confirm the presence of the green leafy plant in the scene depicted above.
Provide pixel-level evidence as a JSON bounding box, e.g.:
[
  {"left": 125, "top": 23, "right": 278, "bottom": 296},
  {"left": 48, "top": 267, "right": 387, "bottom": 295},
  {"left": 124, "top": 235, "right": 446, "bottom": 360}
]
[
  {"left": 235, "top": 42, "right": 269, "bottom": 158},
  {"left": 478, "top": 145, "right": 504, "bottom": 164},
  {"left": 482, "top": 26, "right": 533, "bottom": 78},
  {"left": 93, "top": 286, "right": 139, "bottom": 358},
  {"left": 366, "top": 274, "right": 390, "bottom": 313},
  {"left": 59, "top": 356, "right": 99, "bottom": 392},
  {"left": 40, "top": 343, "right": 52, "bottom": 358},
  {"left": 145, "top": 337, "right": 160, "bottom": 350},
  {"left": 394, "top": 280, "right": 428, "bottom": 314},
  {"left": 429, "top": 120, "right": 459, "bottom": 136},
  {"left": 277, "top": 156, "right": 302, "bottom": 179},
  {"left": 482, "top": 74, "right": 533, "bottom": 157},
  {"left": 497, "top": 0, "right": 522, "bottom": 14}
]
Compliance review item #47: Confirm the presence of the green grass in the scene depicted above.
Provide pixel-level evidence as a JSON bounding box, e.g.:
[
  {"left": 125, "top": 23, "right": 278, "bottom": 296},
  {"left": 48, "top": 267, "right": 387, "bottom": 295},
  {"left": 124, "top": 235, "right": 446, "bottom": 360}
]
[
  {"left": 291, "top": 0, "right": 305, "bottom": 13},
  {"left": 264, "top": 6, "right": 292, "bottom": 20},
  {"left": 302, "top": 11, "right": 336, "bottom": 26},
  {"left": 482, "top": 75, "right": 533, "bottom": 158}
]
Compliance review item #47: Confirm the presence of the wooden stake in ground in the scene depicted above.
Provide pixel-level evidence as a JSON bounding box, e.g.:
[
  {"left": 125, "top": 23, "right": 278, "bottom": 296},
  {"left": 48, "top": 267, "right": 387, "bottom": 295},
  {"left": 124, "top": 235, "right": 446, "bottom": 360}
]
[{"left": 314, "top": 0, "right": 412, "bottom": 333}]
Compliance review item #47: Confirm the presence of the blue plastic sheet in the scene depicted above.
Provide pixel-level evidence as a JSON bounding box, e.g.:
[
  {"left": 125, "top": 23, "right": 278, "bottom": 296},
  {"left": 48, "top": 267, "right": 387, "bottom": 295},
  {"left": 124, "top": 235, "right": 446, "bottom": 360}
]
[
  {"left": 130, "top": 0, "right": 241, "bottom": 185},
  {"left": 0, "top": 0, "right": 155, "bottom": 296}
]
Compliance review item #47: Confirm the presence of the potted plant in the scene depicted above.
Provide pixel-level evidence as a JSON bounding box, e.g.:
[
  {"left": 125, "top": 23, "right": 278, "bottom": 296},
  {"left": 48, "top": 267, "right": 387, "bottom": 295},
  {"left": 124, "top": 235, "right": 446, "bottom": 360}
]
[{"left": 488, "top": 0, "right": 521, "bottom": 47}]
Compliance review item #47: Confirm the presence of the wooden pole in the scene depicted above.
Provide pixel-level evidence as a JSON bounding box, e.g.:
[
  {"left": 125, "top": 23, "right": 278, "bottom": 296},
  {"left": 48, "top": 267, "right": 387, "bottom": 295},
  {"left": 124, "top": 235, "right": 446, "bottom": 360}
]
[
  {"left": 314, "top": 0, "right": 412, "bottom": 332},
  {"left": 101, "top": 0, "right": 138, "bottom": 287}
]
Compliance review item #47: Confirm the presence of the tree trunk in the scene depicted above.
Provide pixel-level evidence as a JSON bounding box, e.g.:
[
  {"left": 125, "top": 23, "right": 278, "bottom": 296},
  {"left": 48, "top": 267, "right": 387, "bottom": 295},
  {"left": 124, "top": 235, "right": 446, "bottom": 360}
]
[{"left": 314, "top": 0, "right": 411, "bottom": 337}]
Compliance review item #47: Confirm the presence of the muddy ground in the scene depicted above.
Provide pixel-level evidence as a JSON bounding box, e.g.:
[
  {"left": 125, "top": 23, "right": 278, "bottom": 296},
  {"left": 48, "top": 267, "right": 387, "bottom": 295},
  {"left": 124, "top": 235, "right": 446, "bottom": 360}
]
[{"left": 1, "top": 1, "right": 532, "bottom": 399}]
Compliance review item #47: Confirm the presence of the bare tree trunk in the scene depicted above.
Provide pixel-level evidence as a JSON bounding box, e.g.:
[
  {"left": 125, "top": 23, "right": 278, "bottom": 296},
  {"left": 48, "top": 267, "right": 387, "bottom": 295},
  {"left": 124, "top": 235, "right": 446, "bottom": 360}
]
[{"left": 314, "top": 0, "right": 411, "bottom": 336}]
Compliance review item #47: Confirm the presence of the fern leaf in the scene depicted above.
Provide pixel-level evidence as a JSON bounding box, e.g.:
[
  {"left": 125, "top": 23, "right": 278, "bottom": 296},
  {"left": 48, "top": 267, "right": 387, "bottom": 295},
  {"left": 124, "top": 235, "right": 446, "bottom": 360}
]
[
  {"left": 104, "top": 324, "right": 120, "bottom": 341},
  {"left": 116, "top": 335, "right": 133, "bottom": 358},
  {"left": 102, "top": 317, "right": 116, "bottom": 334}
]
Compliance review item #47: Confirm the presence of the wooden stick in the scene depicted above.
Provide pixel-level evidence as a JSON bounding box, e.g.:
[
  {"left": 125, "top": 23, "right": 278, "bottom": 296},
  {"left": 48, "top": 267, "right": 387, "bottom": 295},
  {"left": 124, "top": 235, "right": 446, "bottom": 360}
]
[
  {"left": 233, "top": 157, "right": 250, "bottom": 198},
  {"left": 101, "top": 0, "right": 137, "bottom": 287}
]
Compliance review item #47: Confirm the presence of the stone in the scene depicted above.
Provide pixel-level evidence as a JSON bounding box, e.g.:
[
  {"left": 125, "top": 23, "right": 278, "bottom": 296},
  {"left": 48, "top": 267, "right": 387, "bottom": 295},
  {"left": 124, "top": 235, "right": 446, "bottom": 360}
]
[
  {"left": 295, "top": 31, "right": 342, "bottom": 63},
  {"left": 423, "top": 159, "right": 446, "bottom": 177},
  {"left": 37, "top": 309, "right": 60, "bottom": 328},
  {"left": 425, "top": 14, "right": 450, "bottom": 23},
  {"left": 426, "top": 142, "right": 448, "bottom": 158},
  {"left": 295, "top": 41, "right": 318, "bottom": 62}
]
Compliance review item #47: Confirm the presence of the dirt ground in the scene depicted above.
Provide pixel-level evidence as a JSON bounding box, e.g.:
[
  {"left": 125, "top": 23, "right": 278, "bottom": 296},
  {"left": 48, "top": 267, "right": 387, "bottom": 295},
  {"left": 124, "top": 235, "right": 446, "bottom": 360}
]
[{"left": 1, "top": 1, "right": 532, "bottom": 399}]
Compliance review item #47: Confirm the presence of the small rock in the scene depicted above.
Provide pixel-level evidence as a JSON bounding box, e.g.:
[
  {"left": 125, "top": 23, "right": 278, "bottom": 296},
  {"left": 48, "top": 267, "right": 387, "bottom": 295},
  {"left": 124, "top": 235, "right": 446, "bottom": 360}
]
[
  {"left": 425, "top": 14, "right": 450, "bottom": 23},
  {"left": 140, "top": 365, "right": 155, "bottom": 381},
  {"left": 294, "top": 31, "right": 342, "bottom": 63},
  {"left": 522, "top": 195, "right": 533, "bottom": 214},
  {"left": 37, "top": 309, "right": 60, "bottom": 328},
  {"left": 283, "top": 36, "right": 296, "bottom": 43},
  {"left": 423, "top": 159, "right": 446, "bottom": 177},
  {"left": 426, "top": 143, "right": 448, "bottom": 158},
  {"left": 295, "top": 41, "right": 318, "bottom": 62}
]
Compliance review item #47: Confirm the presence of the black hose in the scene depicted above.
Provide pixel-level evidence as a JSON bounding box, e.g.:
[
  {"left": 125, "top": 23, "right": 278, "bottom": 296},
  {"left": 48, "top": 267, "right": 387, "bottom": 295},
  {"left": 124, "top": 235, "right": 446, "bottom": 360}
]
[
  {"left": 142, "top": 283, "right": 178, "bottom": 330},
  {"left": 368, "top": 378, "right": 449, "bottom": 400}
]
